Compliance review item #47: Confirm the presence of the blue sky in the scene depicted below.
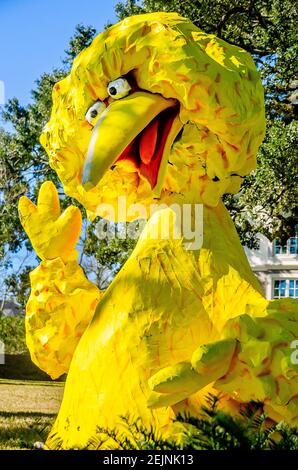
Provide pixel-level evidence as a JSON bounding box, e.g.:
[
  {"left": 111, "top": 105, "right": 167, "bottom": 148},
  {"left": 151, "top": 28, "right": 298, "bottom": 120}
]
[
  {"left": 0, "top": 0, "right": 119, "bottom": 284},
  {"left": 0, "top": 0, "right": 118, "bottom": 106}
]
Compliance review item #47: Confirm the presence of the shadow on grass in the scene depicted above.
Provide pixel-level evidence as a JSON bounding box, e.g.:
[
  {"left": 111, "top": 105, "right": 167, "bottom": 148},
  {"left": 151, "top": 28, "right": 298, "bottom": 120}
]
[
  {"left": 0, "top": 410, "right": 55, "bottom": 450},
  {"left": 0, "top": 411, "right": 55, "bottom": 418}
]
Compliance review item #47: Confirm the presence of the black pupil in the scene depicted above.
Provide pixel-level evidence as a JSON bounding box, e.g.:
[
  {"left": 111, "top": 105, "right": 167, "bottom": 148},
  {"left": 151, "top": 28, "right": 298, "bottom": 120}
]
[
  {"left": 109, "top": 86, "right": 117, "bottom": 96},
  {"left": 90, "top": 109, "right": 98, "bottom": 118}
]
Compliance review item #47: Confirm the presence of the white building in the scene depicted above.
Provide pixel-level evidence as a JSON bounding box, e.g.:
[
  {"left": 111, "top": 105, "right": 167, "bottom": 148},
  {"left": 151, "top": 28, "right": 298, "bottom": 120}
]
[{"left": 245, "top": 233, "right": 298, "bottom": 300}]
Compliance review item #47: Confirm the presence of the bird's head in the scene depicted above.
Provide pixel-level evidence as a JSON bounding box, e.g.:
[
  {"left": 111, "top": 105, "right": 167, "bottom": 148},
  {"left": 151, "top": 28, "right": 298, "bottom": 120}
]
[{"left": 41, "top": 12, "right": 265, "bottom": 221}]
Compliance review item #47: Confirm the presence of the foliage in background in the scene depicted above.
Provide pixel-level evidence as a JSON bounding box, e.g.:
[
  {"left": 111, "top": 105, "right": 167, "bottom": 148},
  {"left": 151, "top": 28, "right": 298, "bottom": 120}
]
[
  {"left": 226, "top": 121, "right": 298, "bottom": 244},
  {"left": 0, "top": 317, "right": 26, "bottom": 354},
  {"left": 0, "top": 1, "right": 297, "bottom": 307}
]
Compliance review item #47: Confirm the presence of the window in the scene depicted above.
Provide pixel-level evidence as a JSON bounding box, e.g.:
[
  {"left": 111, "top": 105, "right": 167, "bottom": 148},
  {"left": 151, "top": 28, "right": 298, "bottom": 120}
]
[
  {"left": 274, "top": 225, "right": 298, "bottom": 255},
  {"left": 289, "top": 237, "right": 298, "bottom": 254},
  {"left": 289, "top": 280, "right": 298, "bottom": 298},
  {"left": 274, "top": 279, "right": 286, "bottom": 298},
  {"left": 273, "top": 279, "right": 298, "bottom": 299},
  {"left": 274, "top": 241, "right": 287, "bottom": 255},
  {"left": 274, "top": 237, "right": 298, "bottom": 255}
]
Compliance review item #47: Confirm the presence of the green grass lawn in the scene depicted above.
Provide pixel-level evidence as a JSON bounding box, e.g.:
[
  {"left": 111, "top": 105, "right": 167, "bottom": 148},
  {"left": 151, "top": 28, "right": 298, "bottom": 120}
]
[{"left": 0, "top": 380, "right": 63, "bottom": 449}]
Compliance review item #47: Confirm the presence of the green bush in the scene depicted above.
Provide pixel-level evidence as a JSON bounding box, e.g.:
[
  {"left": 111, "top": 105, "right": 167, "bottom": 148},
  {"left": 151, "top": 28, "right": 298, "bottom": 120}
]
[
  {"left": 0, "top": 316, "right": 26, "bottom": 354},
  {"left": 88, "top": 396, "right": 298, "bottom": 450}
]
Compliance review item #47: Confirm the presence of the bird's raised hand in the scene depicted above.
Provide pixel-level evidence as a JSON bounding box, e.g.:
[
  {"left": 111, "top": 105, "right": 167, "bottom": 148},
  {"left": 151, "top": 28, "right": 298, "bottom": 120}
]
[{"left": 18, "top": 181, "right": 82, "bottom": 262}]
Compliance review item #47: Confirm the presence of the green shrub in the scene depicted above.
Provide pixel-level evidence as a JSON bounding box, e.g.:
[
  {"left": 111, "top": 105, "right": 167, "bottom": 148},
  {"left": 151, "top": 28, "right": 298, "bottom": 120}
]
[
  {"left": 0, "top": 316, "right": 26, "bottom": 354},
  {"left": 87, "top": 396, "right": 298, "bottom": 450}
]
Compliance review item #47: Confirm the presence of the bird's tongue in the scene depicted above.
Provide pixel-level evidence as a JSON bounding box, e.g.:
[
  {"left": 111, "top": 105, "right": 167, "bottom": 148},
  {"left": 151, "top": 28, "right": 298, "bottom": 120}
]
[
  {"left": 139, "top": 117, "right": 158, "bottom": 164},
  {"left": 115, "top": 107, "right": 178, "bottom": 189}
]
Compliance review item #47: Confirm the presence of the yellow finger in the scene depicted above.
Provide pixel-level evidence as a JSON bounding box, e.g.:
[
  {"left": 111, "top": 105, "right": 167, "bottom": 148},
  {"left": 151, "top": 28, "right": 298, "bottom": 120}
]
[
  {"left": 149, "top": 362, "right": 203, "bottom": 395},
  {"left": 37, "top": 181, "right": 60, "bottom": 218},
  {"left": 56, "top": 206, "right": 82, "bottom": 248},
  {"left": 18, "top": 196, "right": 37, "bottom": 228},
  {"left": 192, "top": 338, "right": 236, "bottom": 380}
]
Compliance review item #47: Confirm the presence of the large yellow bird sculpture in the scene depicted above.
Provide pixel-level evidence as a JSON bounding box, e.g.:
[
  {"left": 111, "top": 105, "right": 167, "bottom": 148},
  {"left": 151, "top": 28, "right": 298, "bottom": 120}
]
[{"left": 18, "top": 13, "right": 298, "bottom": 449}]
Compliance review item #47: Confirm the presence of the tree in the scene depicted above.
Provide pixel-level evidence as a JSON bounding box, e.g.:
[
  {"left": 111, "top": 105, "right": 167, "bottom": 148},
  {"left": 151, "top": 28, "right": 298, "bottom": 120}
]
[
  {"left": 0, "top": 25, "right": 134, "bottom": 308},
  {"left": 63, "top": 24, "right": 97, "bottom": 66},
  {"left": 115, "top": 0, "right": 298, "bottom": 246}
]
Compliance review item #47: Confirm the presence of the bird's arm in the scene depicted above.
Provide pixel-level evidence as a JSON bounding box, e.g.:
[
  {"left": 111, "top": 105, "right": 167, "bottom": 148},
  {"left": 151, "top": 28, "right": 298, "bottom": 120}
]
[
  {"left": 147, "top": 300, "right": 298, "bottom": 424},
  {"left": 19, "top": 181, "right": 101, "bottom": 379}
]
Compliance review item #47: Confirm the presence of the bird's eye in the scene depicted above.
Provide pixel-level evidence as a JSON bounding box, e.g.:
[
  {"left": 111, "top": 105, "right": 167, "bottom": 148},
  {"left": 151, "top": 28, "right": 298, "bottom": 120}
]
[
  {"left": 85, "top": 101, "right": 105, "bottom": 125},
  {"left": 107, "top": 78, "right": 131, "bottom": 100}
]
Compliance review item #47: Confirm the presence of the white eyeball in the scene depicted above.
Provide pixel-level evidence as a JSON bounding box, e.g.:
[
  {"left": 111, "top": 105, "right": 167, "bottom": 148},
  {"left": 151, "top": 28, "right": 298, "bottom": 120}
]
[
  {"left": 85, "top": 101, "right": 105, "bottom": 125},
  {"left": 107, "top": 78, "right": 131, "bottom": 99}
]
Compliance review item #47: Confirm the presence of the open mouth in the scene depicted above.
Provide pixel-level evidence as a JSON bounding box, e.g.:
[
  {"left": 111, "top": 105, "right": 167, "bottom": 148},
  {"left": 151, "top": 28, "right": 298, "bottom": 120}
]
[
  {"left": 82, "top": 91, "right": 181, "bottom": 193},
  {"left": 114, "top": 106, "right": 179, "bottom": 188}
]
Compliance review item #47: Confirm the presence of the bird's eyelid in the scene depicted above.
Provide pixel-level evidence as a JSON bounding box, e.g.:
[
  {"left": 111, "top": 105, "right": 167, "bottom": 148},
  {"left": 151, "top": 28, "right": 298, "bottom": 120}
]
[
  {"left": 108, "top": 76, "right": 129, "bottom": 85},
  {"left": 107, "top": 77, "right": 131, "bottom": 99},
  {"left": 85, "top": 100, "right": 106, "bottom": 125},
  {"left": 89, "top": 100, "right": 105, "bottom": 111}
]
